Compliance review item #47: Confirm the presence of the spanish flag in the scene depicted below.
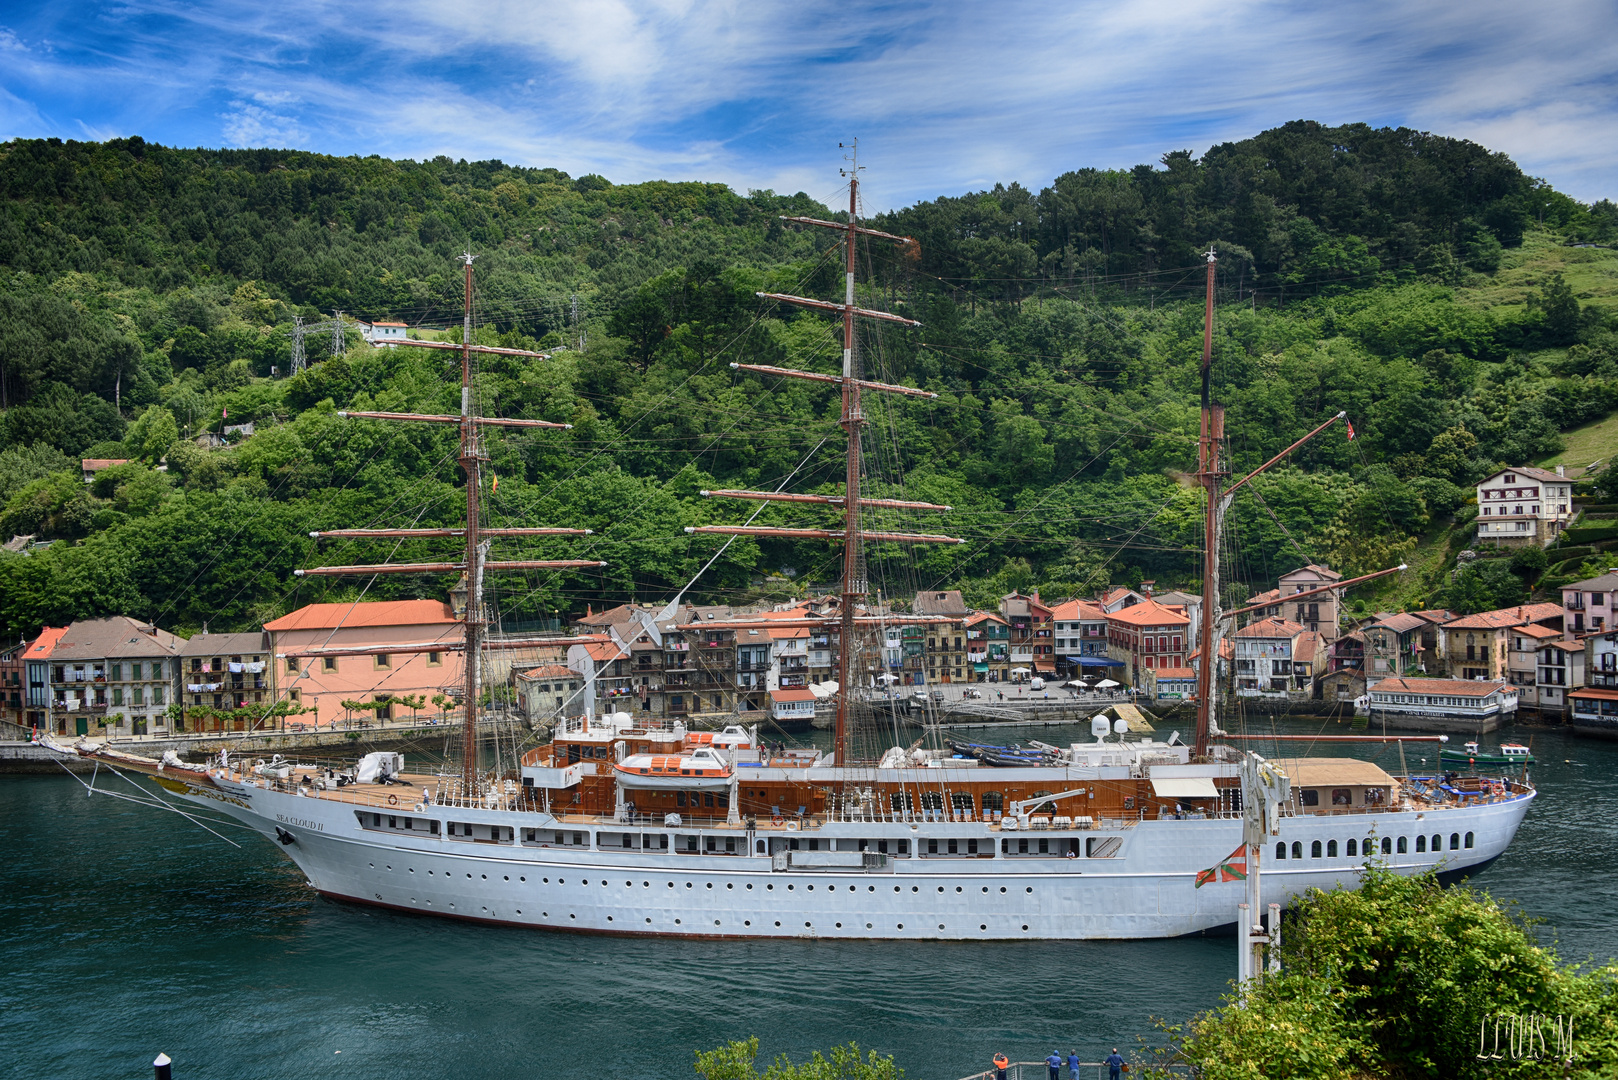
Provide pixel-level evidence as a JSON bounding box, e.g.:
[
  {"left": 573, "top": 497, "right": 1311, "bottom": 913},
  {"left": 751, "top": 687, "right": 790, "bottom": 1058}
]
[
  {"left": 1194, "top": 845, "right": 1249, "bottom": 888},
  {"left": 490, "top": 471, "right": 499, "bottom": 494}
]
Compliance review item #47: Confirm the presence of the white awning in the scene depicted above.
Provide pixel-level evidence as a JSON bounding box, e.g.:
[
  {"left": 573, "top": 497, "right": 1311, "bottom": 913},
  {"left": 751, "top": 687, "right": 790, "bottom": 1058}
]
[{"left": 1150, "top": 777, "right": 1218, "bottom": 799}]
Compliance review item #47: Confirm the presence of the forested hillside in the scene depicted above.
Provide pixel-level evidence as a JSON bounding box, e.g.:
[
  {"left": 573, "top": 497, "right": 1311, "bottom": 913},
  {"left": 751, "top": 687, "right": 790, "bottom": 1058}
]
[{"left": 1, "top": 121, "right": 1616, "bottom": 640}]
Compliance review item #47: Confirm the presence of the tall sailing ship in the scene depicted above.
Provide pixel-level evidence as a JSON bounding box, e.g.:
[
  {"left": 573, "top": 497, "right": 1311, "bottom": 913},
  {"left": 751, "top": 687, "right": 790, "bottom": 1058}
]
[{"left": 50, "top": 154, "right": 1534, "bottom": 940}]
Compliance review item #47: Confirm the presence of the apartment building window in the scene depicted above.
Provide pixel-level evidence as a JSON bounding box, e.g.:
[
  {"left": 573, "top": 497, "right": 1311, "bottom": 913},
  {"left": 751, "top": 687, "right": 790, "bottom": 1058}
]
[
  {"left": 428, "top": 652, "right": 442, "bottom": 666},
  {"left": 112, "top": 688, "right": 123, "bottom": 705},
  {"left": 152, "top": 687, "right": 164, "bottom": 705},
  {"left": 1596, "top": 594, "right": 1607, "bottom": 607},
  {"left": 374, "top": 654, "right": 392, "bottom": 670},
  {"left": 133, "top": 686, "right": 144, "bottom": 705},
  {"left": 322, "top": 657, "right": 338, "bottom": 673},
  {"left": 286, "top": 657, "right": 299, "bottom": 673},
  {"left": 109, "top": 664, "right": 122, "bottom": 681}
]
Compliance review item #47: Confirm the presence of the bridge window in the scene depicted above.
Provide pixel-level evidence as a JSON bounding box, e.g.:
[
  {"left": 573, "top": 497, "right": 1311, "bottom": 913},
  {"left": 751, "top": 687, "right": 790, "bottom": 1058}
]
[
  {"left": 890, "top": 792, "right": 913, "bottom": 812},
  {"left": 1346, "top": 839, "right": 1357, "bottom": 857},
  {"left": 982, "top": 792, "right": 1004, "bottom": 813},
  {"left": 1464, "top": 831, "right": 1475, "bottom": 849},
  {"left": 1381, "top": 837, "right": 1392, "bottom": 855},
  {"left": 1416, "top": 835, "right": 1426, "bottom": 852},
  {"left": 1291, "top": 841, "right": 1303, "bottom": 860},
  {"left": 1327, "top": 840, "right": 1338, "bottom": 857},
  {"left": 1311, "top": 840, "right": 1322, "bottom": 858},
  {"left": 1397, "top": 836, "right": 1408, "bottom": 854},
  {"left": 1275, "top": 842, "right": 1286, "bottom": 860},
  {"left": 1450, "top": 833, "right": 1460, "bottom": 851}
]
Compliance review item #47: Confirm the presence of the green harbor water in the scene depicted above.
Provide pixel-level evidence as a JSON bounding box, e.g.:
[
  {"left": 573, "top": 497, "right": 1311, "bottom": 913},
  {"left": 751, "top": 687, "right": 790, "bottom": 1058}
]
[{"left": 2, "top": 719, "right": 1613, "bottom": 1080}]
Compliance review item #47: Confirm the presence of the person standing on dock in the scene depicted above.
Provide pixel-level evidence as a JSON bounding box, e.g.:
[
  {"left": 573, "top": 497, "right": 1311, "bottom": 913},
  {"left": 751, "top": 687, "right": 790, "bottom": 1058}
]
[
  {"left": 1067, "top": 1050, "right": 1080, "bottom": 1080},
  {"left": 1046, "top": 1051, "right": 1062, "bottom": 1080},
  {"left": 1105, "top": 1049, "right": 1124, "bottom": 1080},
  {"left": 993, "top": 1053, "right": 1009, "bottom": 1080}
]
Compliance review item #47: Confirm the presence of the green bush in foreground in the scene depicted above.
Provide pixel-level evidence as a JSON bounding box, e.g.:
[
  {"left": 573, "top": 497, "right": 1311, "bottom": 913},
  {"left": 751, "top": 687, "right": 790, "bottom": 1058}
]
[
  {"left": 697, "top": 1039, "right": 902, "bottom": 1080},
  {"left": 1145, "top": 868, "right": 1618, "bottom": 1079}
]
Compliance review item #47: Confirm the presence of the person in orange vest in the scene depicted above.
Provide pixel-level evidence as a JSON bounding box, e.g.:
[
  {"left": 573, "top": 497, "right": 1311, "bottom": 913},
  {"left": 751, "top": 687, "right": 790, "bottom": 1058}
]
[{"left": 993, "top": 1054, "right": 1009, "bottom": 1080}]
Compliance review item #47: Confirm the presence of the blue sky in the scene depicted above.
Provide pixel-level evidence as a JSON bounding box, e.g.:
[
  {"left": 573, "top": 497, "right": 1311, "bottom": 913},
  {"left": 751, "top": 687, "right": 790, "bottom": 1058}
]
[{"left": 2, "top": 1, "right": 1615, "bottom": 210}]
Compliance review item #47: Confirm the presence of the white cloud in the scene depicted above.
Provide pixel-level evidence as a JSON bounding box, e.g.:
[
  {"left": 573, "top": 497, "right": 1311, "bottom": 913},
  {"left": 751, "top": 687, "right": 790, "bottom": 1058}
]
[{"left": 221, "top": 100, "right": 306, "bottom": 148}]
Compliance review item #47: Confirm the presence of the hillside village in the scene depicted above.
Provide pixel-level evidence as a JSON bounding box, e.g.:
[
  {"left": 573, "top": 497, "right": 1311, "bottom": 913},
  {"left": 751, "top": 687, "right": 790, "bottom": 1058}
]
[{"left": 7, "top": 454, "right": 1618, "bottom": 742}]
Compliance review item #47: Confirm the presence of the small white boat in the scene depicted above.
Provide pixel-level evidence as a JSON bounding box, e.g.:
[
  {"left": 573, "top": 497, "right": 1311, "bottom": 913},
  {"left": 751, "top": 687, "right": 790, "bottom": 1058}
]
[{"left": 613, "top": 747, "right": 733, "bottom": 791}]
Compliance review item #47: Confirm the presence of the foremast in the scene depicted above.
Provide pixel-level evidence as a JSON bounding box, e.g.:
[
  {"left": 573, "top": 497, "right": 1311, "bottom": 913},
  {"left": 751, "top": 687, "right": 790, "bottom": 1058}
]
[
  {"left": 297, "top": 253, "right": 606, "bottom": 791},
  {"left": 689, "top": 144, "right": 962, "bottom": 764}
]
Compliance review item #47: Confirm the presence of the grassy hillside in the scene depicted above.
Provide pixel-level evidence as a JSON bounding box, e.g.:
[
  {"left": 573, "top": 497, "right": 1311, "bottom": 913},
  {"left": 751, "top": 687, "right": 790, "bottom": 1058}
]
[{"left": 0, "top": 124, "right": 1615, "bottom": 639}]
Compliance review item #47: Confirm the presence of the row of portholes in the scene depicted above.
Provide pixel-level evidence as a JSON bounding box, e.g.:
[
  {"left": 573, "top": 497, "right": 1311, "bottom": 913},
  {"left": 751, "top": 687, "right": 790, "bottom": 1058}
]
[
  {"left": 1275, "top": 832, "right": 1474, "bottom": 861},
  {"left": 370, "top": 866, "right": 1038, "bottom": 898}
]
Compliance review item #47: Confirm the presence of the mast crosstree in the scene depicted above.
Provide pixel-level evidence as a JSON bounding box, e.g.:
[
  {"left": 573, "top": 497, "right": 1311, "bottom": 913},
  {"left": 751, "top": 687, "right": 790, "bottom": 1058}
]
[
  {"left": 691, "top": 143, "right": 959, "bottom": 764},
  {"left": 297, "top": 253, "right": 605, "bottom": 790}
]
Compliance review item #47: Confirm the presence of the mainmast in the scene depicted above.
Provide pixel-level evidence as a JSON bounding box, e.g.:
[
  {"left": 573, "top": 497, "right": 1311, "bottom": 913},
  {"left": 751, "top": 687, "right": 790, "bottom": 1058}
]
[
  {"left": 297, "top": 254, "right": 605, "bottom": 792},
  {"left": 687, "top": 144, "right": 961, "bottom": 764},
  {"left": 1194, "top": 250, "right": 1222, "bottom": 760}
]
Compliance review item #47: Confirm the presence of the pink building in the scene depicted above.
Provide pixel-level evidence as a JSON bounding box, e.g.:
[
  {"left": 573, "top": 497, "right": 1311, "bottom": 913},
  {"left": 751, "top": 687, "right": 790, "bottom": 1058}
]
[{"left": 266, "top": 600, "right": 464, "bottom": 727}]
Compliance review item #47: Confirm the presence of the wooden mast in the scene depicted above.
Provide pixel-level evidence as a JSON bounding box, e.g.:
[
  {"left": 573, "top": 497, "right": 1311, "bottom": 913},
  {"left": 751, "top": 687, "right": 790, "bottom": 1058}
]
[
  {"left": 296, "top": 254, "right": 605, "bottom": 794},
  {"left": 692, "top": 146, "right": 957, "bottom": 765},
  {"left": 1194, "top": 249, "right": 1221, "bottom": 760}
]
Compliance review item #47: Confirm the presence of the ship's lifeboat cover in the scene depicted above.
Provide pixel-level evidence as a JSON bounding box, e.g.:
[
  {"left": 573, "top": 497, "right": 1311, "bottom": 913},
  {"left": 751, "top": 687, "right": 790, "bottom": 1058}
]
[
  {"left": 615, "top": 746, "right": 734, "bottom": 790},
  {"left": 685, "top": 724, "right": 753, "bottom": 750}
]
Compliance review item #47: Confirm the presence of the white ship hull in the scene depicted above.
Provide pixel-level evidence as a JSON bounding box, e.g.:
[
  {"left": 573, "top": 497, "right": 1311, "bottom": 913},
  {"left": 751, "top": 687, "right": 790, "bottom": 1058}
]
[{"left": 170, "top": 776, "right": 1532, "bottom": 940}]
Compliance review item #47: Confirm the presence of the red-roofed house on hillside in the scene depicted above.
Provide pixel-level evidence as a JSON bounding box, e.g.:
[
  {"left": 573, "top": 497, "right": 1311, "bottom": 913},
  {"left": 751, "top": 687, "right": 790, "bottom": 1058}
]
[
  {"left": 1440, "top": 603, "right": 1563, "bottom": 682},
  {"left": 1234, "top": 616, "right": 1307, "bottom": 699},
  {"left": 17, "top": 626, "right": 67, "bottom": 732},
  {"left": 80, "top": 458, "right": 129, "bottom": 483},
  {"left": 1362, "top": 610, "right": 1449, "bottom": 677},
  {"left": 266, "top": 600, "right": 464, "bottom": 728},
  {"left": 363, "top": 321, "right": 410, "bottom": 347},
  {"left": 1000, "top": 592, "right": 1054, "bottom": 676},
  {"left": 963, "top": 611, "right": 1010, "bottom": 683},
  {"left": 1106, "top": 599, "right": 1190, "bottom": 686},
  {"left": 1476, "top": 466, "right": 1576, "bottom": 548}
]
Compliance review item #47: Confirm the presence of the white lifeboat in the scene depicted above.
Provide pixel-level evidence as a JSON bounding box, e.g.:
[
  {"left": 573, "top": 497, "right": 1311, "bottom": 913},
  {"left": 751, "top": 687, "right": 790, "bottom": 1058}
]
[
  {"left": 614, "top": 747, "right": 733, "bottom": 791},
  {"left": 685, "top": 725, "right": 753, "bottom": 751}
]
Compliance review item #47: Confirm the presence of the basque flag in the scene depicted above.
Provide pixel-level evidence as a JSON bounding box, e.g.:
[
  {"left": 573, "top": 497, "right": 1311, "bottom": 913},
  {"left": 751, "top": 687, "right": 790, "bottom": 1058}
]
[
  {"left": 1195, "top": 845, "right": 1249, "bottom": 888},
  {"left": 1344, "top": 418, "right": 1356, "bottom": 440}
]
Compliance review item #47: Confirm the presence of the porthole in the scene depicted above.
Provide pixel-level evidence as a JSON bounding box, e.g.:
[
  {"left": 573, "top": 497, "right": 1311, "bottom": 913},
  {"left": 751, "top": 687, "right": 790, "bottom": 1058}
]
[
  {"left": 866, "top": 923, "right": 873, "bottom": 929},
  {"left": 675, "top": 919, "right": 681, "bottom": 925},
  {"left": 707, "top": 883, "right": 714, "bottom": 890},
  {"left": 668, "top": 882, "right": 674, "bottom": 888},
  {"left": 912, "top": 886, "right": 919, "bottom": 893},
  {"left": 938, "top": 924, "right": 945, "bottom": 930},
  {"left": 894, "top": 886, "right": 900, "bottom": 893},
  {"left": 465, "top": 873, "right": 471, "bottom": 879},
  {"left": 386, "top": 865, "right": 392, "bottom": 870},
  {"left": 544, "top": 878, "right": 550, "bottom": 883},
  {"left": 503, "top": 875, "right": 509, "bottom": 881},
  {"left": 1022, "top": 924, "right": 1029, "bottom": 931},
  {"left": 937, "top": 886, "right": 944, "bottom": 893},
  {"left": 626, "top": 881, "right": 633, "bottom": 887},
  {"left": 542, "top": 911, "right": 549, "bottom": 917},
  {"left": 1000, "top": 886, "right": 1007, "bottom": 893},
  {"left": 1026, "top": 886, "right": 1033, "bottom": 893},
  {"left": 788, "top": 884, "right": 795, "bottom": 891},
  {"left": 427, "top": 870, "right": 434, "bottom": 876},
  {"left": 982, "top": 887, "right": 988, "bottom": 893},
  {"left": 808, "top": 885, "right": 814, "bottom": 891},
  {"left": 836, "top": 922, "right": 843, "bottom": 928},
  {"left": 767, "top": 884, "right": 774, "bottom": 891},
  {"left": 980, "top": 924, "right": 987, "bottom": 931},
  {"left": 747, "top": 884, "right": 753, "bottom": 890},
  {"left": 715, "top": 920, "right": 721, "bottom": 926},
  {"left": 956, "top": 886, "right": 962, "bottom": 893},
  {"left": 745, "top": 920, "right": 751, "bottom": 926},
  {"left": 643, "top": 881, "right": 650, "bottom": 887},
  {"left": 558, "top": 878, "right": 564, "bottom": 884},
  {"left": 569, "top": 914, "right": 576, "bottom": 919},
  {"left": 369, "top": 863, "right": 375, "bottom": 868},
  {"left": 897, "top": 923, "right": 904, "bottom": 930},
  {"left": 774, "top": 921, "right": 781, "bottom": 927},
  {"left": 804, "top": 922, "right": 811, "bottom": 928},
  {"left": 646, "top": 918, "right": 652, "bottom": 924},
  {"left": 516, "top": 909, "right": 522, "bottom": 915},
  {"left": 607, "top": 916, "right": 613, "bottom": 922},
  {"left": 868, "top": 886, "right": 875, "bottom": 893},
  {"left": 726, "top": 883, "right": 733, "bottom": 890},
  {"left": 520, "top": 876, "right": 525, "bottom": 882},
  {"left": 686, "top": 882, "right": 693, "bottom": 889},
  {"left": 409, "top": 868, "right": 416, "bottom": 874}
]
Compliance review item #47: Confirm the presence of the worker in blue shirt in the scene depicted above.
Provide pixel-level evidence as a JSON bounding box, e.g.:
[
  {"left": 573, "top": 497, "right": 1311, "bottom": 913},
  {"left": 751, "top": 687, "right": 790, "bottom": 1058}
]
[
  {"left": 1067, "top": 1050, "right": 1080, "bottom": 1080},
  {"left": 1105, "top": 1049, "right": 1125, "bottom": 1080},
  {"left": 1046, "top": 1051, "right": 1062, "bottom": 1080}
]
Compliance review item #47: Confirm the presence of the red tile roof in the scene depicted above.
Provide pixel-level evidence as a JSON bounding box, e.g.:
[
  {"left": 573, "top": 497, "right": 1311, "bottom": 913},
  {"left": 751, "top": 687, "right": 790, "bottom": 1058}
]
[
  {"left": 80, "top": 458, "right": 129, "bottom": 471},
  {"left": 1369, "top": 677, "right": 1510, "bottom": 697},
  {"left": 26, "top": 626, "right": 68, "bottom": 658},
  {"left": 1442, "top": 603, "right": 1563, "bottom": 631},
  {"left": 1050, "top": 599, "right": 1106, "bottom": 621},
  {"left": 1106, "top": 600, "right": 1190, "bottom": 627},
  {"left": 1571, "top": 687, "right": 1618, "bottom": 701},
  {"left": 1234, "top": 616, "right": 1304, "bottom": 638},
  {"left": 264, "top": 600, "right": 458, "bottom": 631},
  {"left": 771, "top": 688, "right": 818, "bottom": 703},
  {"left": 515, "top": 663, "right": 575, "bottom": 682},
  {"left": 1155, "top": 666, "right": 1196, "bottom": 678}
]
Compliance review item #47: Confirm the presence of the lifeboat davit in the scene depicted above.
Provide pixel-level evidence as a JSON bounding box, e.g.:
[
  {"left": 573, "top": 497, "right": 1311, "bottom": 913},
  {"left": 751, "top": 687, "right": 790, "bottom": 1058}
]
[{"left": 614, "top": 747, "right": 733, "bottom": 791}]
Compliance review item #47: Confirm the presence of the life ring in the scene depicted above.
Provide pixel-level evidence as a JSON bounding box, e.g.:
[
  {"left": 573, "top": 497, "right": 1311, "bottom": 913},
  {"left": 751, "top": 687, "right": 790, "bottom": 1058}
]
[
  {"left": 414, "top": 803, "right": 425, "bottom": 813},
  {"left": 771, "top": 814, "right": 784, "bottom": 827},
  {"left": 387, "top": 794, "right": 398, "bottom": 806}
]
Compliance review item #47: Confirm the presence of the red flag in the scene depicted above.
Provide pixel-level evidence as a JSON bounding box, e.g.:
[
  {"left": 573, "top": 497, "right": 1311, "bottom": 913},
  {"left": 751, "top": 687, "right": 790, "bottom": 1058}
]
[
  {"left": 222, "top": 406, "right": 228, "bottom": 420},
  {"left": 1195, "top": 845, "right": 1249, "bottom": 888},
  {"left": 1344, "top": 419, "right": 1355, "bottom": 440}
]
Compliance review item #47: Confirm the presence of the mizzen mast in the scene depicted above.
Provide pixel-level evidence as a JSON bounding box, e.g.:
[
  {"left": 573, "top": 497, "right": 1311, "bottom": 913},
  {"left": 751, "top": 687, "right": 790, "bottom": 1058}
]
[
  {"left": 692, "top": 143, "right": 959, "bottom": 764},
  {"left": 299, "top": 252, "right": 605, "bottom": 791},
  {"left": 1193, "top": 249, "right": 1223, "bottom": 760}
]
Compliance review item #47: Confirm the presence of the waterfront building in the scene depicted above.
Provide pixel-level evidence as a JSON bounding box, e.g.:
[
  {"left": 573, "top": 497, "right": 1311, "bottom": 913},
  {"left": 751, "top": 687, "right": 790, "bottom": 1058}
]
[
  {"left": 1439, "top": 603, "right": 1563, "bottom": 681},
  {"left": 44, "top": 617, "right": 182, "bottom": 737},
  {"left": 178, "top": 631, "right": 271, "bottom": 731},
  {"left": 266, "top": 600, "right": 463, "bottom": 728},
  {"left": 1106, "top": 599, "right": 1190, "bottom": 686},
  {"left": 1233, "top": 616, "right": 1306, "bottom": 699}
]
